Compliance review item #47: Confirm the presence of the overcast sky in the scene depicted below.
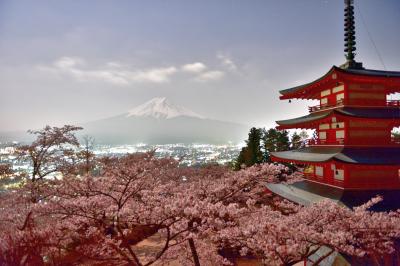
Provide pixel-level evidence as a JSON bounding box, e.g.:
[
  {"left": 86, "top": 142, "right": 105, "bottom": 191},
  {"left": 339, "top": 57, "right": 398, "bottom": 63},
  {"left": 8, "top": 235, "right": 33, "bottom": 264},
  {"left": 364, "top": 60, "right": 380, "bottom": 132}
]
[{"left": 1, "top": 0, "right": 399, "bottom": 131}]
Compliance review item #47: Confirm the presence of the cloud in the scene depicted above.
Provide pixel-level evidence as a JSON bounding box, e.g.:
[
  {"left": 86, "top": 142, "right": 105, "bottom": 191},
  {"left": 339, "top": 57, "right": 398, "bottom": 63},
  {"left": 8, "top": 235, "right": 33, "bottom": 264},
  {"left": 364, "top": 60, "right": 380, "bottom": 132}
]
[
  {"left": 38, "top": 57, "right": 226, "bottom": 85},
  {"left": 106, "top": 62, "right": 124, "bottom": 68},
  {"left": 181, "top": 62, "right": 207, "bottom": 73},
  {"left": 195, "top": 70, "right": 224, "bottom": 82},
  {"left": 129, "top": 67, "right": 177, "bottom": 83},
  {"left": 217, "top": 53, "right": 237, "bottom": 71},
  {"left": 54, "top": 56, "right": 85, "bottom": 69},
  {"left": 182, "top": 62, "right": 226, "bottom": 82},
  {"left": 38, "top": 57, "right": 178, "bottom": 85}
]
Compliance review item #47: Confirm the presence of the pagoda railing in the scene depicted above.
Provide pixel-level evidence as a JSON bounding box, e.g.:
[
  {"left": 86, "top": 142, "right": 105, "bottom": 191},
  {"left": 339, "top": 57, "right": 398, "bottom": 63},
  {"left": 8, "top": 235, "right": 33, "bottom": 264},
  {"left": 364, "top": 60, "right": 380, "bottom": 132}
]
[
  {"left": 308, "top": 99, "right": 400, "bottom": 113},
  {"left": 305, "top": 138, "right": 345, "bottom": 146},
  {"left": 305, "top": 137, "right": 400, "bottom": 146},
  {"left": 387, "top": 100, "right": 400, "bottom": 107},
  {"left": 303, "top": 172, "right": 315, "bottom": 179},
  {"left": 392, "top": 137, "right": 400, "bottom": 144},
  {"left": 308, "top": 100, "right": 344, "bottom": 112}
]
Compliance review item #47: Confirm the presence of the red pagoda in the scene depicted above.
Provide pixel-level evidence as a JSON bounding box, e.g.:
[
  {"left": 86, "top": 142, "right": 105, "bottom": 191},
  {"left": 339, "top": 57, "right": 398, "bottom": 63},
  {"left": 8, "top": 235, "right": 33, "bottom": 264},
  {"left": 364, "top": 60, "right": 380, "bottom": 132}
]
[{"left": 268, "top": 0, "right": 400, "bottom": 209}]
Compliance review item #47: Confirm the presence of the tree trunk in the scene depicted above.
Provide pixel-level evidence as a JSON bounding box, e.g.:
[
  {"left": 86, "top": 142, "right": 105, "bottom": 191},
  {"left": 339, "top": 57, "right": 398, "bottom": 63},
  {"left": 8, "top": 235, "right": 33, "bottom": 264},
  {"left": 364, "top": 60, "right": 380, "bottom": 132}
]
[
  {"left": 85, "top": 148, "right": 90, "bottom": 175},
  {"left": 311, "top": 249, "right": 334, "bottom": 266},
  {"left": 188, "top": 238, "right": 201, "bottom": 266}
]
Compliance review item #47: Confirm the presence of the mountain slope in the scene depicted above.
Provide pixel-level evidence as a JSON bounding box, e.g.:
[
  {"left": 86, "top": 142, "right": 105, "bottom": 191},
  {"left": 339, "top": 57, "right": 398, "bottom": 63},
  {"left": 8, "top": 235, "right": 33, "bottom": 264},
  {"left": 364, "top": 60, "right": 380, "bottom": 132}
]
[
  {"left": 82, "top": 115, "right": 247, "bottom": 144},
  {"left": 127, "top": 97, "right": 204, "bottom": 119},
  {"left": 0, "top": 98, "right": 249, "bottom": 144},
  {"left": 81, "top": 98, "right": 248, "bottom": 144}
]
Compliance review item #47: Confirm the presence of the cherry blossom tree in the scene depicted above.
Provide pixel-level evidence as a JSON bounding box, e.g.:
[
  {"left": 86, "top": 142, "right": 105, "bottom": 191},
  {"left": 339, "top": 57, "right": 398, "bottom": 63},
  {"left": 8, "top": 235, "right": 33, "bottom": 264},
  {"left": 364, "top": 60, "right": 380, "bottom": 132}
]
[
  {"left": 75, "top": 135, "right": 96, "bottom": 176},
  {"left": 0, "top": 163, "right": 13, "bottom": 177},
  {"left": 16, "top": 125, "right": 82, "bottom": 182},
  {"left": 1, "top": 150, "right": 400, "bottom": 266},
  {"left": 0, "top": 153, "right": 296, "bottom": 265},
  {"left": 216, "top": 196, "right": 400, "bottom": 265},
  {"left": 0, "top": 163, "right": 16, "bottom": 190}
]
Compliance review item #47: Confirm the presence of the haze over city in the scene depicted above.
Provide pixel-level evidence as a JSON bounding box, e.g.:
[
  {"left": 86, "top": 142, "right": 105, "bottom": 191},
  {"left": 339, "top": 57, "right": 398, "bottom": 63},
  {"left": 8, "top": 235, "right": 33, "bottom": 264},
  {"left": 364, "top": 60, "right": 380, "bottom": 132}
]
[{"left": 0, "top": 0, "right": 399, "bottom": 131}]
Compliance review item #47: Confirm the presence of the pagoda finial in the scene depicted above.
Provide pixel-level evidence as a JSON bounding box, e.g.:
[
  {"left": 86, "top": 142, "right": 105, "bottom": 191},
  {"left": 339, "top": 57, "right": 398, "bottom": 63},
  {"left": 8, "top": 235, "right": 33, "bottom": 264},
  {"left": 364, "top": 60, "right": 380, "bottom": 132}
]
[
  {"left": 344, "top": 0, "right": 356, "bottom": 62},
  {"left": 341, "top": 0, "right": 363, "bottom": 69}
]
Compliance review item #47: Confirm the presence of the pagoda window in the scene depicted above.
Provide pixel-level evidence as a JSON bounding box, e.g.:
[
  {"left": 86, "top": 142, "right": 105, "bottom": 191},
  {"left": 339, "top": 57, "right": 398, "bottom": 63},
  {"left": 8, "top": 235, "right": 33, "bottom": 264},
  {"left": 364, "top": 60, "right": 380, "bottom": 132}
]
[
  {"left": 315, "top": 166, "right": 324, "bottom": 177},
  {"left": 334, "top": 169, "right": 344, "bottom": 181},
  {"left": 332, "top": 84, "right": 344, "bottom": 93},
  {"left": 331, "top": 122, "right": 344, "bottom": 129},
  {"left": 336, "top": 93, "right": 345, "bottom": 102},
  {"left": 319, "top": 131, "right": 327, "bottom": 139},
  {"left": 319, "top": 123, "right": 330, "bottom": 130},
  {"left": 321, "top": 89, "right": 331, "bottom": 97},
  {"left": 304, "top": 165, "right": 314, "bottom": 175},
  {"left": 336, "top": 130, "right": 345, "bottom": 139},
  {"left": 321, "top": 97, "right": 328, "bottom": 105}
]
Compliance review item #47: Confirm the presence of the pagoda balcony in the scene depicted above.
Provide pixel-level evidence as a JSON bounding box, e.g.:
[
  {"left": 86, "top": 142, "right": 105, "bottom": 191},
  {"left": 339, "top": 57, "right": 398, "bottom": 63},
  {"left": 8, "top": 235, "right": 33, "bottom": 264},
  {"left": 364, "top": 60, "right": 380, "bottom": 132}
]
[
  {"left": 305, "top": 138, "right": 345, "bottom": 146},
  {"left": 392, "top": 137, "right": 400, "bottom": 144},
  {"left": 308, "top": 99, "right": 400, "bottom": 113},
  {"left": 302, "top": 173, "right": 344, "bottom": 188},
  {"left": 308, "top": 100, "right": 345, "bottom": 113},
  {"left": 305, "top": 137, "right": 400, "bottom": 146},
  {"left": 387, "top": 100, "right": 400, "bottom": 107}
]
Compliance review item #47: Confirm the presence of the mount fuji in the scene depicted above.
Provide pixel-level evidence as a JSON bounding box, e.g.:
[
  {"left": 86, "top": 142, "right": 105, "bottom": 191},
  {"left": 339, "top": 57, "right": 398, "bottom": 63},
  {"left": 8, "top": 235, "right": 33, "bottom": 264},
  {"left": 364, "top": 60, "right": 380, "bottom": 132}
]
[
  {"left": 126, "top": 97, "right": 204, "bottom": 120},
  {"left": 81, "top": 97, "right": 248, "bottom": 144}
]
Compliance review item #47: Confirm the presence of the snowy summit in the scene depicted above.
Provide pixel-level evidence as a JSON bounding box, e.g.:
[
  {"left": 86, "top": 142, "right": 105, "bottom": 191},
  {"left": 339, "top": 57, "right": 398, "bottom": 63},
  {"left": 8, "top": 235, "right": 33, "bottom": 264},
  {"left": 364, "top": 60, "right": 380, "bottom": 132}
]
[{"left": 127, "top": 97, "right": 205, "bottom": 119}]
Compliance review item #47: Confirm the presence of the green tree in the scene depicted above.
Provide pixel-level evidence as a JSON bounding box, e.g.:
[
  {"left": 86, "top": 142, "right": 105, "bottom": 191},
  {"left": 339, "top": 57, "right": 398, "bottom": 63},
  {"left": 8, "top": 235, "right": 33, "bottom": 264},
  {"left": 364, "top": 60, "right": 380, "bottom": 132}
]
[
  {"left": 234, "top": 147, "right": 246, "bottom": 170},
  {"left": 276, "top": 130, "right": 290, "bottom": 151},
  {"left": 262, "top": 128, "right": 290, "bottom": 162},
  {"left": 291, "top": 130, "right": 309, "bottom": 150},
  {"left": 246, "top": 127, "right": 263, "bottom": 164},
  {"left": 234, "top": 127, "right": 263, "bottom": 170},
  {"left": 263, "top": 128, "right": 278, "bottom": 158},
  {"left": 290, "top": 132, "right": 302, "bottom": 150}
]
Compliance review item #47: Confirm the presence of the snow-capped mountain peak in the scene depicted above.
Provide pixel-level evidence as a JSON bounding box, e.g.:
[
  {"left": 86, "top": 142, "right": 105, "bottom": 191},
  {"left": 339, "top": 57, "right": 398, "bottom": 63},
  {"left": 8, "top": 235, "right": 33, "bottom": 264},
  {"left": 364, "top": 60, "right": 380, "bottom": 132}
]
[{"left": 127, "top": 97, "right": 205, "bottom": 119}]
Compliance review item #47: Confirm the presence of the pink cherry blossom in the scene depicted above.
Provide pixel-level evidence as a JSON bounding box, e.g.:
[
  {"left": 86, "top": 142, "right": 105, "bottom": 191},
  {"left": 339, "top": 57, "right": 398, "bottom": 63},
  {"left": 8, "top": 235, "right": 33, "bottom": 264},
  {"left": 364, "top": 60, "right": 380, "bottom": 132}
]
[{"left": 1, "top": 151, "right": 399, "bottom": 266}]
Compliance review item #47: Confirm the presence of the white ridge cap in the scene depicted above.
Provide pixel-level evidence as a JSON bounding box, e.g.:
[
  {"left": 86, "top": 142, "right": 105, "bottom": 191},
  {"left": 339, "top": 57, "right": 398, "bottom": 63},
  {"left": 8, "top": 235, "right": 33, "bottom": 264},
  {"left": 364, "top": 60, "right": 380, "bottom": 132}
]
[{"left": 127, "top": 97, "right": 205, "bottom": 119}]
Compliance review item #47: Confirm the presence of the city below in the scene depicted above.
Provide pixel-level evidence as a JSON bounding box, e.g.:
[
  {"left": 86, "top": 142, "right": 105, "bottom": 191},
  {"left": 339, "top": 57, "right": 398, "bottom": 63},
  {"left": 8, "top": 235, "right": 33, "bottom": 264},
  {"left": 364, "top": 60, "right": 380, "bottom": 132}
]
[{"left": 0, "top": 142, "right": 243, "bottom": 177}]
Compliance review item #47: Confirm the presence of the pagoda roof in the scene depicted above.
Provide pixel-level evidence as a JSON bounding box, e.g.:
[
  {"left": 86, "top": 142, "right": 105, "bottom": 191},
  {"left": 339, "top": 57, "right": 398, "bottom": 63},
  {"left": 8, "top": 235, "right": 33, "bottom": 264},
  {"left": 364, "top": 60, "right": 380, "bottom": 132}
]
[
  {"left": 279, "top": 66, "right": 400, "bottom": 100},
  {"left": 271, "top": 146, "right": 400, "bottom": 165},
  {"left": 343, "top": 67, "right": 400, "bottom": 78},
  {"left": 266, "top": 180, "right": 400, "bottom": 211},
  {"left": 276, "top": 107, "right": 400, "bottom": 129},
  {"left": 277, "top": 111, "right": 331, "bottom": 128}
]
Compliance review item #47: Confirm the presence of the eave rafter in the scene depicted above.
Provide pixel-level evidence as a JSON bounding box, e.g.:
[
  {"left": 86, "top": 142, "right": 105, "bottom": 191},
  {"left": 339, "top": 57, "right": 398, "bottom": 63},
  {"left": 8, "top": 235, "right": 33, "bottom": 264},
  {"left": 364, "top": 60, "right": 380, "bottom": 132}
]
[
  {"left": 271, "top": 147, "right": 400, "bottom": 166},
  {"left": 272, "top": 156, "right": 400, "bottom": 170},
  {"left": 279, "top": 68, "right": 344, "bottom": 100},
  {"left": 278, "top": 66, "right": 400, "bottom": 100},
  {"left": 276, "top": 113, "right": 335, "bottom": 130},
  {"left": 276, "top": 108, "right": 400, "bottom": 130}
]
